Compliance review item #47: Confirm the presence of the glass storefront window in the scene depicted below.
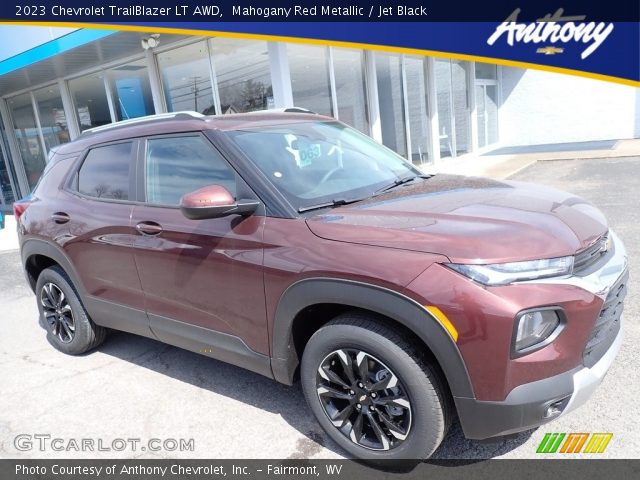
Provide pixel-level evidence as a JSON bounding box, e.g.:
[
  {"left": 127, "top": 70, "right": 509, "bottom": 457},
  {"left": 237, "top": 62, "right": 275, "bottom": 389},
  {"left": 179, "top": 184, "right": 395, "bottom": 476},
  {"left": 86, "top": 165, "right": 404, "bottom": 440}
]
[
  {"left": 476, "top": 86, "right": 486, "bottom": 148},
  {"left": 157, "top": 41, "right": 215, "bottom": 115},
  {"left": 435, "top": 59, "right": 471, "bottom": 158},
  {"left": 486, "top": 85, "right": 499, "bottom": 145},
  {"left": 452, "top": 60, "right": 470, "bottom": 155},
  {"left": 68, "top": 73, "right": 111, "bottom": 131},
  {"left": 475, "top": 62, "right": 499, "bottom": 148},
  {"left": 475, "top": 62, "right": 498, "bottom": 80},
  {"left": 210, "top": 38, "right": 273, "bottom": 113},
  {"left": 435, "top": 60, "right": 453, "bottom": 158},
  {"left": 7, "top": 93, "right": 45, "bottom": 189},
  {"left": 33, "top": 85, "right": 70, "bottom": 153},
  {"left": 106, "top": 59, "right": 155, "bottom": 121},
  {"left": 375, "top": 53, "right": 407, "bottom": 157},
  {"left": 476, "top": 84, "right": 499, "bottom": 147},
  {"left": 332, "top": 48, "right": 369, "bottom": 134},
  {"left": 288, "top": 44, "right": 333, "bottom": 117},
  {"left": 0, "top": 159, "right": 14, "bottom": 205},
  {"left": 0, "top": 126, "right": 16, "bottom": 205},
  {"left": 404, "top": 56, "right": 431, "bottom": 165}
]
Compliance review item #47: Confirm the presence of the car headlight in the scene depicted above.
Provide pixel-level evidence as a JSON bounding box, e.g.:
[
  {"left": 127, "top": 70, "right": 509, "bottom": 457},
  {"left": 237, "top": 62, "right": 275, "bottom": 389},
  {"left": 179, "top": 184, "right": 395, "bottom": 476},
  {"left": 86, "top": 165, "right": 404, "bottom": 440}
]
[
  {"left": 514, "top": 309, "right": 563, "bottom": 355},
  {"left": 446, "top": 256, "right": 574, "bottom": 286}
]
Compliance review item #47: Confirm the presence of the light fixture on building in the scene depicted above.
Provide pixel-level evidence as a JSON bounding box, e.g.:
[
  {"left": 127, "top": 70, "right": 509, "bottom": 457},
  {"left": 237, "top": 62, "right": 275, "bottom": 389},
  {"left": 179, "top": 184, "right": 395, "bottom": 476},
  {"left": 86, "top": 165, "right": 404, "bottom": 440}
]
[{"left": 141, "top": 34, "right": 160, "bottom": 51}]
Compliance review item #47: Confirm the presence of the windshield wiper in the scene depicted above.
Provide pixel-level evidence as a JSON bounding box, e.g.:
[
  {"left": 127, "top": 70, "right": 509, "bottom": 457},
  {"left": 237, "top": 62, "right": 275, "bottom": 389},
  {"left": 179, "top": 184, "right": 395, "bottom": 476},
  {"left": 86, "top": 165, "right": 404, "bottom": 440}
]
[
  {"left": 374, "top": 174, "right": 432, "bottom": 195},
  {"left": 298, "top": 197, "right": 366, "bottom": 213},
  {"left": 298, "top": 174, "right": 433, "bottom": 213}
]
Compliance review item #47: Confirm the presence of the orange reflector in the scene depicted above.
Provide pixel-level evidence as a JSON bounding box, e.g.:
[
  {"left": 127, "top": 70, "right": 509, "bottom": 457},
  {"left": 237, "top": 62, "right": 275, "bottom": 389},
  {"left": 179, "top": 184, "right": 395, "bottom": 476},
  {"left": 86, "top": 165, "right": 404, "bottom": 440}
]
[{"left": 425, "top": 306, "right": 459, "bottom": 342}]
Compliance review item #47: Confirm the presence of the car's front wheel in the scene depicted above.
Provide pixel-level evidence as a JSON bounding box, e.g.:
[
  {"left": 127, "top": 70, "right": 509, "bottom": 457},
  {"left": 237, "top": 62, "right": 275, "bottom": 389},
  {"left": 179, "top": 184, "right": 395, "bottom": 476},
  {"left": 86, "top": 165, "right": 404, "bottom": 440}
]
[
  {"left": 36, "top": 266, "right": 106, "bottom": 355},
  {"left": 300, "top": 312, "right": 452, "bottom": 461}
]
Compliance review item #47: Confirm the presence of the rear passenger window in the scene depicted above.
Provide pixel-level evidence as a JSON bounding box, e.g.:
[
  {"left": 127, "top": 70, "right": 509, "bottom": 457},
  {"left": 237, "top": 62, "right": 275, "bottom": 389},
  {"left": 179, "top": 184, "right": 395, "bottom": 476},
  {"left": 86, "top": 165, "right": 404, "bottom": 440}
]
[
  {"left": 145, "top": 136, "right": 236, "bottom": 206},
  {"left": 78, "top": 143, "right": 132, "bottom": 200}
]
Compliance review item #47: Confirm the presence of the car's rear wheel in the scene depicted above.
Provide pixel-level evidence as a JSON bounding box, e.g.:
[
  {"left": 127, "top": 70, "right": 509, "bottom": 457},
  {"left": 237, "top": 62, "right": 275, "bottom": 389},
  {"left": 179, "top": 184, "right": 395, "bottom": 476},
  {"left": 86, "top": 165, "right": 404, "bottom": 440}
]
[
  {"left": 36, "top": 266, "right": 106, "bottom": 355},
  {"left": 301, "top": 312, "right": 452, "bottom": 461}
]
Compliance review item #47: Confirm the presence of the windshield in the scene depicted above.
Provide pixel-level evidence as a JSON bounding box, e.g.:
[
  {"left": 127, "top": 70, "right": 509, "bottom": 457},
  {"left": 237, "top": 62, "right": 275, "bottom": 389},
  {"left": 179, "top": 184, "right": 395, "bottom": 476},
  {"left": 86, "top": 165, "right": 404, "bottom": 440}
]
[{"left": 226, "top": 121, "right": 420, "bottom": 211}]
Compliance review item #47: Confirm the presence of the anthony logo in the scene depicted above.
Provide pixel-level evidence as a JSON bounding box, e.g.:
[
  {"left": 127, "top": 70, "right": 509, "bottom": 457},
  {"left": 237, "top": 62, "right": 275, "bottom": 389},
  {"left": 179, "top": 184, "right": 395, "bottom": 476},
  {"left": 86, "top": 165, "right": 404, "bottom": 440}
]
[
  {"left": 536, "top": 433, "right": 613, "bottom": 454},
  {"left": 487, "top": 8, "right": 614, "bottom": 59}
]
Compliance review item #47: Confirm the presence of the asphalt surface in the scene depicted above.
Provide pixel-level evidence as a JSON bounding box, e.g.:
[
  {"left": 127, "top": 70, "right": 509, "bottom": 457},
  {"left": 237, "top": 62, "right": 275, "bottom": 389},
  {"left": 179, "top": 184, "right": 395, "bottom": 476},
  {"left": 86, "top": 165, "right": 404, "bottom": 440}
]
[{"left": 0, "top": 156, "right": 638, "bottom": 460}]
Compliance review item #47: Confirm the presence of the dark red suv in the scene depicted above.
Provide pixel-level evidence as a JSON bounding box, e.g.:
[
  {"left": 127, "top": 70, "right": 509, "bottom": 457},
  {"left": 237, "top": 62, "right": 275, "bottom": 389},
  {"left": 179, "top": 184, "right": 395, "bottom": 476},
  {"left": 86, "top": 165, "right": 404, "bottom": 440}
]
[{"left": 15, "top": 111, "right": 627, "bottom": 460}]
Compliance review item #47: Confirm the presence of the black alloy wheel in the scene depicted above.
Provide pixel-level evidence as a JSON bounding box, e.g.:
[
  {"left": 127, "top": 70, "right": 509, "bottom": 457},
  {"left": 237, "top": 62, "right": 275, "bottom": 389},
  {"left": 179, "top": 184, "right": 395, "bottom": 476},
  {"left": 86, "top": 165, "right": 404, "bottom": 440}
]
[
  {"left": 40, "top": 282, "right": 75, "bottom": 343},
  {"left": 316, "top": 348, "right": 412, "bottom": 451},
  {"left": 35, "top": 266, "right": 107, "bottom": 355}
]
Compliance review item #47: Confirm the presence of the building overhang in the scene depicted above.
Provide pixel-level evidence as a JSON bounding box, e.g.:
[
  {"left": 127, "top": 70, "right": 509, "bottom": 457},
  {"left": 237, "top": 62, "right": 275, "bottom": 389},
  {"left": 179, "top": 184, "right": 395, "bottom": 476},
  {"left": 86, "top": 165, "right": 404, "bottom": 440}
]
[{"left": 0, "top": 28, "right": 187, "bottom": 96}]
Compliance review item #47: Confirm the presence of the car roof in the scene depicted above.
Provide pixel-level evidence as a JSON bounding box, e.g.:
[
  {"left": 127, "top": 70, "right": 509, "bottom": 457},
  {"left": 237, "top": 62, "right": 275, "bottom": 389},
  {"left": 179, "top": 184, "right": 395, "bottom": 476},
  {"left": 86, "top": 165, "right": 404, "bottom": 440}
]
[{"left": 53, "top": 110, "right": 334, "bottom": 155}]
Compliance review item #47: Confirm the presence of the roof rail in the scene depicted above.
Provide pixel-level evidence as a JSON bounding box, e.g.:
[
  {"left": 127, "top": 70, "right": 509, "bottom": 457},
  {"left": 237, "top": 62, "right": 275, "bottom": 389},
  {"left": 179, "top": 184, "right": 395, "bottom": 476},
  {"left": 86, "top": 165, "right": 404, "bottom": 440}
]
[
  {"left": 81, "top": 111, "right": 205, "bottom": 135},
  {"left": 283, "top": 107, "right": 316, "bottom": 114},
  {"left": 248, "top": 107, "right": 317, "bottom": 115}
]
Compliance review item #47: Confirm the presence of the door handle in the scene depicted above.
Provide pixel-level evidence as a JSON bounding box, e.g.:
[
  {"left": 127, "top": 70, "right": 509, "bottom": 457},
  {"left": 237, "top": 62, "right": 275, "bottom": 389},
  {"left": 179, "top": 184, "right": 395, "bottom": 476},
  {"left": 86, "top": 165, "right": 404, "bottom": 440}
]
[
  {"left": 51, "top": 212, "right": 70, "bottom": 224},
  {"left": 136, "top": 221, "right": 163, "bottom": 236}
]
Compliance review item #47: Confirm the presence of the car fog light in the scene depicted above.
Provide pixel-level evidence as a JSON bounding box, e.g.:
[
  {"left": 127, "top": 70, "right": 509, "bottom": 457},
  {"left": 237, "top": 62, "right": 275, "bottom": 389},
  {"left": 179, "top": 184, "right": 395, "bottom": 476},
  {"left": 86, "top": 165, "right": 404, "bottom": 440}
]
[
  {"left": 514, "top": 309, "right": 562, "bottom": 354},
  {"left": 544, "top": 396, "right": 570, "bottom": 418},
  {"left": 545, "top": 401, "right": 563, "bottom": 418}
]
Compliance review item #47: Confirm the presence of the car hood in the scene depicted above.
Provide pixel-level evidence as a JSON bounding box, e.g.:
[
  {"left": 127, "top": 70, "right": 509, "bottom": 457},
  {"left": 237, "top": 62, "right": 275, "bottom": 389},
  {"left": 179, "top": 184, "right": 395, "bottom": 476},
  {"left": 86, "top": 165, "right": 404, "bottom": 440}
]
[{"left": 305, "top": 175, "right": 608, "bottom": 264}]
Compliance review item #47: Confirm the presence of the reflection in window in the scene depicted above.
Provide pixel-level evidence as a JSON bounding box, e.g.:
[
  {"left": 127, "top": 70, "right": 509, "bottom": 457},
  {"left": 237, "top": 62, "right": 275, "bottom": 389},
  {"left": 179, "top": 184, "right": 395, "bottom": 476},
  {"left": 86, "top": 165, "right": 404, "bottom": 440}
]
[
  {"left": 452, "top": 60, "right": 470, "bottom": 155},
  {"left": 436, "top": 59, "right": 470, "bottom": 158},
  {"left": 333, "top": 48, "right": 369, "bottom": 134},
  {"left": 404, "top": 56, "right": 431, "bottom": 165},
  {"left": 0, "top": 124, "right": 16, "bottom": 204},
  {"left": 475, "top": 62, "right": 498, "bottom": 80},
  {"left": 435, "top": 59, "right": 454, "bottom": 158},
  {"left": 7, "top": 93, "right": 45, "bottom": 189},
  {"left": 68, "top": 74, "right": 111, "bottom": 131},
  {"left": 375, "top": 53, "right": 407, "bottom": 157},
  {"left": 476, "top": 85, "right": 499, "bottom": 148},
  {"left": 486, "top": 85, "right": 499, "bottom": 145},
  {"left": 78, "top": 143, "right": 132, "bottom": 200},
  {"left": 288, "top": 44, "right": 333, "bottom": 117},
  {"left": 146, "top": 136, "right": 236, "bottom": 205},
  {"left": 157, "top": 41, "right": 215, "bottom": 115},
  {"left": 106, "top": 59, "right": 155, "bottom": 121},
  {"left": 33, "top": 85, "right": 70, "bottom": 153},
  {"left": 210, "top": 38, "right": 273, "bottom": 113}
]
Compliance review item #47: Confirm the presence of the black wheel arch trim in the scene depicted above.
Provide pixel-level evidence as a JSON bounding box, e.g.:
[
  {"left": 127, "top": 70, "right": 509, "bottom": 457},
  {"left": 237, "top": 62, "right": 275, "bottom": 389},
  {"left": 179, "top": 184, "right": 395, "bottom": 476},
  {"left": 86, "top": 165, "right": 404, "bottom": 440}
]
[
  {"left": 270, "top": 277, "right": 475, "bottom": 399},
  {"left": 21, "top": 238, "right": 87, "bottom": 297}
]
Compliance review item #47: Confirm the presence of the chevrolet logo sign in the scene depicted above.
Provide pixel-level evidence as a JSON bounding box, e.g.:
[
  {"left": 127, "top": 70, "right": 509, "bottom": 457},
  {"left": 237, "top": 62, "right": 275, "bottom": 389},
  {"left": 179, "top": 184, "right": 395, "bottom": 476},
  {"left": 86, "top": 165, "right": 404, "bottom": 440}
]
[{"left": 537, "top": 46, "right": 565, "bottom": 55}]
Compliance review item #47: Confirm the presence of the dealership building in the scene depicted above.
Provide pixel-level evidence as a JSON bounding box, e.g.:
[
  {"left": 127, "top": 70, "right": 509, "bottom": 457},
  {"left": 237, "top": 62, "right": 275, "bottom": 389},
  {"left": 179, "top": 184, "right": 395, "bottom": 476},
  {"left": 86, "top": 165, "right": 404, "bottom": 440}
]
[{"left": 0, "top": 26, "right": 638, "bottom": 210}]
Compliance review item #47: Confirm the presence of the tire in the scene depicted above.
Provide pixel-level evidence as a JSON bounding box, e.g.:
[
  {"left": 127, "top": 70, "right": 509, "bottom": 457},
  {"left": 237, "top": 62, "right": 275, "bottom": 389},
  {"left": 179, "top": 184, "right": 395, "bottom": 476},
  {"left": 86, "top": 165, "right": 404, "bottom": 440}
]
[
  {"left": 301, "top": 312, "right": 452, "bottom": 461},
  {"left": 35, "top": 266, "right": 107, "bottom": 355}
]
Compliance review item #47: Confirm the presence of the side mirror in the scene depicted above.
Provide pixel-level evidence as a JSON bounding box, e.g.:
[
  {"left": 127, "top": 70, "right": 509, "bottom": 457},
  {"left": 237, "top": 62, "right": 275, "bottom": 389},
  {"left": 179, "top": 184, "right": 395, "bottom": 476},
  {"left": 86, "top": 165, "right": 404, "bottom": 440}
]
[{"left": 179, "top": 185, "right": 260, "bottom": 220}]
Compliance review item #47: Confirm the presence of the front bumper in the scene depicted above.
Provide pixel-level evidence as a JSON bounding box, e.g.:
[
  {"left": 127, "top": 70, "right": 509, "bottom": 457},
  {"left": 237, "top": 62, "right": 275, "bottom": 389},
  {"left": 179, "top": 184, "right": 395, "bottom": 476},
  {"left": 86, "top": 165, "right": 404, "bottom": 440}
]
[
  {"left": 455, "top": 231, "right": 627, "bottom": 440},
  {"left": 563, "top": 315, "right": 623, "bottom": 415},
  {"left": 456, "top": 316, "right": 622, "bottom": 439}
]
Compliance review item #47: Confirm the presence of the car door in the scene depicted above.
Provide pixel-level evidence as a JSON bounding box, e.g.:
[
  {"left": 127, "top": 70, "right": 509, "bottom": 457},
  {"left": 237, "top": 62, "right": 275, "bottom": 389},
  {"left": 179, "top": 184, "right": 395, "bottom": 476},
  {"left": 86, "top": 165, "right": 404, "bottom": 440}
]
[
  {"left": 130, "top": 133, "right": 269, "bottom": 362},
  {"left": 61, "top": 140, "right": 151, "bottom": 337}
]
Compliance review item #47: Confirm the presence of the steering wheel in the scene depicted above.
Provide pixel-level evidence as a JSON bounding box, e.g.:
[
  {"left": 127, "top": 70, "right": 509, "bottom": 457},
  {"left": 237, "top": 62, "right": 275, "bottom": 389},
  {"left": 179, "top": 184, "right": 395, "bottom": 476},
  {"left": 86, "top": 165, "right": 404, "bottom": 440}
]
[{"left": 320, "top": 167, "right": 343, "bottom": 184}]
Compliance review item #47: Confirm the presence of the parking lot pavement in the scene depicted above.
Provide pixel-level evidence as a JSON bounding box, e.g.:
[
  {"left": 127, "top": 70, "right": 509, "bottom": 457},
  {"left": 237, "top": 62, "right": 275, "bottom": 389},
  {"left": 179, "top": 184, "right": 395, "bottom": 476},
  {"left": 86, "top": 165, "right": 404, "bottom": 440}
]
[{"left": 1, "top": 156, "right": 638, "bottom": 460}]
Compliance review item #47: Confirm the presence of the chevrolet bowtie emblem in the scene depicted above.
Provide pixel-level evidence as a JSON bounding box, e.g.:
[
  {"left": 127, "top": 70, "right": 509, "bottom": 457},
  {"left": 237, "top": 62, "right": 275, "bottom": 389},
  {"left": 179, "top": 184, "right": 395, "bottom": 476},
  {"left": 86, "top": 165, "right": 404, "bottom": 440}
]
[{"left": 537, "top": 46, "right": 565, "bottom": 55}]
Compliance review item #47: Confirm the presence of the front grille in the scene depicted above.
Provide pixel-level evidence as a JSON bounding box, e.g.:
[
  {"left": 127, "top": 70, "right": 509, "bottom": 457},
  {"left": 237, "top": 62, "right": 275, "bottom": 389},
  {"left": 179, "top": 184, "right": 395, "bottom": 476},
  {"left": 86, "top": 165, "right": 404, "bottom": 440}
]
[
  {"left": 583, "top": 269, "right": 628, "bottom": 368},
  {"left": 574, "top": 233, "right": 609, "bottom": 274}
]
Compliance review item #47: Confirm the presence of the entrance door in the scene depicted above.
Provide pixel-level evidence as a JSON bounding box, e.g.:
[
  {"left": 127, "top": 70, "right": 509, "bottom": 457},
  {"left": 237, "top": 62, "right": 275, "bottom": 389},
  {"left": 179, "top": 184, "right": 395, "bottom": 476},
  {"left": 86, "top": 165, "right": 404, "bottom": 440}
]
[{"left": 475, "top": 84, "right": 499, "bottom": 148}]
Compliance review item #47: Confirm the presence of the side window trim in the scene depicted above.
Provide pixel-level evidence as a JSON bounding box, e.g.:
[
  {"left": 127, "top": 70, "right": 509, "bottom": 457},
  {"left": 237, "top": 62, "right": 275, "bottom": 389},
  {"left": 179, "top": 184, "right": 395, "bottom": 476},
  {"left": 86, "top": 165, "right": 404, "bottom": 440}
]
[{"left": 66, "top": 139, "right": 139, "bottom": 205}]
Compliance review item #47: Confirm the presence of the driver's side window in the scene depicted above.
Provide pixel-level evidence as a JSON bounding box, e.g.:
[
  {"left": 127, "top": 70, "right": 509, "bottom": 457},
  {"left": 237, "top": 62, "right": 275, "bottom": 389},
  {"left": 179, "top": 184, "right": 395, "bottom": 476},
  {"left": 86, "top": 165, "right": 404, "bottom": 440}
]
[{"left": 145, "top": 135, "right": 236, "bottom": 206}]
